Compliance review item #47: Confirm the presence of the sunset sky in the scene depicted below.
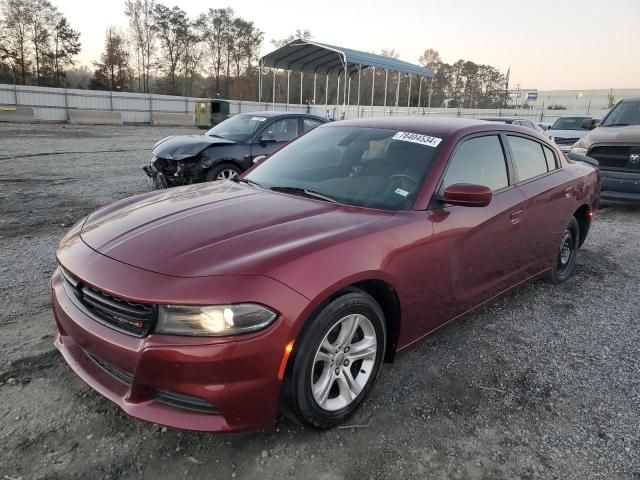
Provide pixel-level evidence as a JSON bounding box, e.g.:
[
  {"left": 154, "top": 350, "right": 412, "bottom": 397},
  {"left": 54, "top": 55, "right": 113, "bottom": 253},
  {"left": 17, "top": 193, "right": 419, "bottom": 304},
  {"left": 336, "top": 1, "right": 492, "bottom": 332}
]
[{"left": 55, "top": 0, "right": 640, "bottom": 90}]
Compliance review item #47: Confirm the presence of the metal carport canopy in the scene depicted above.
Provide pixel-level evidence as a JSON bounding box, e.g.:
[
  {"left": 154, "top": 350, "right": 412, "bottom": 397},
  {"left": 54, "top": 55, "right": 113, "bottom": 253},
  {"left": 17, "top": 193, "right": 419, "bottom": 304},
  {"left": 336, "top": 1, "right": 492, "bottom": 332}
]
[{"left": 260, "top": 40, "right": 432, "bottom": 77}]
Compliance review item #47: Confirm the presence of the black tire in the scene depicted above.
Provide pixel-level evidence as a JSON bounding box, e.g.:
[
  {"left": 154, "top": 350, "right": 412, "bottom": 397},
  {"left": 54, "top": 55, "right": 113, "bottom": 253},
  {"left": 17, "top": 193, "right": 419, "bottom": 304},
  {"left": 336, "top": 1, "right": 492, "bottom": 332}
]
[
  {"left": 545, "top": 217, "right": 580, "bottom": 285},
  {"left": 281, "top": 291, "right": 386, "bottom": 430},
  {"left": 204, "top": 162, "right": 241, "bottom": 182}
]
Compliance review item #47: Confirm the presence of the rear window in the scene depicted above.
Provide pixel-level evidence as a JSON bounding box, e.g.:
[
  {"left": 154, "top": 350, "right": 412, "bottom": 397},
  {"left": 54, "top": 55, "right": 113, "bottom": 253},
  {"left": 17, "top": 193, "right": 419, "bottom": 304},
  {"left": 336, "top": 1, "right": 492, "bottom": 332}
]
[{"left": 508, "top": 136, "right": 548, "bottom": 181}]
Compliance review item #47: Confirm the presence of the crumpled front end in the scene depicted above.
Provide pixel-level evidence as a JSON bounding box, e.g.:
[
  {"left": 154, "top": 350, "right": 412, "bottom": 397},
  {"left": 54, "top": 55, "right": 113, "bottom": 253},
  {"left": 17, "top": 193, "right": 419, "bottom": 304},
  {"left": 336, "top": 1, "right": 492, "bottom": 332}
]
[{"left": 144, "top": 156, "right": 205, "bottom": 189}]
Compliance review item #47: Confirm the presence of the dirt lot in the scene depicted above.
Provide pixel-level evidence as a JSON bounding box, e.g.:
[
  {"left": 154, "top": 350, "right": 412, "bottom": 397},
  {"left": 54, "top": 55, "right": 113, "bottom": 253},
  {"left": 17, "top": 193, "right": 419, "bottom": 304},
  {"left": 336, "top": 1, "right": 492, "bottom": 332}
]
[{"left": 0, "top": 123, "right": 639, "bottom": 480}]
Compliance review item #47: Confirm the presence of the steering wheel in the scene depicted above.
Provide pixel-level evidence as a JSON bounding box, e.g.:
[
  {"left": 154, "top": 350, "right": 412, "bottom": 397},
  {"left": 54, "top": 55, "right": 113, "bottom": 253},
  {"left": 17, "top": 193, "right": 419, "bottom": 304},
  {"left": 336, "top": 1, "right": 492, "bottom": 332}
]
[
  {"left": 388, "top": 174, "right": 418, "bottom": 191},
  {"left": 385, "top": 174, "right": 419, "bottom": 205}
]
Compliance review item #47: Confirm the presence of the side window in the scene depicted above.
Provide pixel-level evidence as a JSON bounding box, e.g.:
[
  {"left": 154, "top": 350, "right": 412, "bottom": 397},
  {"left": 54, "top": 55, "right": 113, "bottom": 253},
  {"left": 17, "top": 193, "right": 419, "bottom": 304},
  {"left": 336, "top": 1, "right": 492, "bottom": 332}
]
[
  {"left": 508, "top": 136, "right": 548, "bottom": 181},
  {"left": 442, "top": 135, "right": 509, "bottom": 192},
  {"left": 302, "top": 118, "right": 324, "bottom": 133},
  {"left": 523, "top": 120, "right": 535, "bottom": 130},
  {"left": 512, "top": 120, "right": 522, "bottom": 126},
  {"left": 543, "top": 145, "right": 557, "bottom": 171},
  {"left": 264, "top": 118, "right": 299, "bottom": 142}
]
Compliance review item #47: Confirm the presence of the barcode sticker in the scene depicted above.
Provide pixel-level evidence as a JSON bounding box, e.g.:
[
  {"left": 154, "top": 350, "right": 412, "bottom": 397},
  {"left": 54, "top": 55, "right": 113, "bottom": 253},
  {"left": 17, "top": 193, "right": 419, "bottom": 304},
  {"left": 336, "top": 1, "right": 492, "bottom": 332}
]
[{"left": 392, "top": 131, "right": 442, "bottom": 148}]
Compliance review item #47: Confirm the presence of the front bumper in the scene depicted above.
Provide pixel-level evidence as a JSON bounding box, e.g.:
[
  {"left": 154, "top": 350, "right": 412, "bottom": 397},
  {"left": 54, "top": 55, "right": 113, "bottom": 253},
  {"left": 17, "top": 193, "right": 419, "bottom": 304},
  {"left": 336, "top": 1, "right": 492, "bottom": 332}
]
[
  {"left": 50, "top": 240, "right": 311, "bottom": 432},
  {"left": 600, "top": 170, "right": 640, "bottom": 201},
  {"left": 143, "top": 162, "right": 168, "bottom": 189}
]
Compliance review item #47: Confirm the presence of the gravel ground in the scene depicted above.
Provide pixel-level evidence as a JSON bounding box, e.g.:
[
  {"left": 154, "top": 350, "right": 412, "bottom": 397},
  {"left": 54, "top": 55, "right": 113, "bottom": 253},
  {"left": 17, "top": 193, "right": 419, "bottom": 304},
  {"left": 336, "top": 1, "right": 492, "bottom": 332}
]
[{"left": 0, "top": 123, "right": 638, "bottom": 480}]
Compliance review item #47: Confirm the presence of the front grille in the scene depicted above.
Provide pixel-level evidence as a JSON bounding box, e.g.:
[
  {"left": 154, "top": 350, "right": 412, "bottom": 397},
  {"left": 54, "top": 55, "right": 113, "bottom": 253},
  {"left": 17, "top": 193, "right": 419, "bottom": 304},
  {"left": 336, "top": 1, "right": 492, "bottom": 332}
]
[
  {"left": 154, "top": 157, "right": 178, "bottom": 176},
  {"left": 154, "top": 390, "right": 218, "bottom": 414},
  {"left": 588, "top": 145, "right": 640, "bottom": 171},
  {"left": 554, "top": 137, "right": 579, "bottom": 146},
  {"left": 61, "top": 268, "right": 156, "bottom": 337}
]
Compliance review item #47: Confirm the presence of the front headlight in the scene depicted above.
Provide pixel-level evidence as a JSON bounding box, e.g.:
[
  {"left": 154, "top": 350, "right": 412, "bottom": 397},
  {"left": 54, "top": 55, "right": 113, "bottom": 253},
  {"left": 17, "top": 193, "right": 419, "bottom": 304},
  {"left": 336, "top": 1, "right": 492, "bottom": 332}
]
[
  {"left": 156, "top": 304, "right": 277, "bottom": 336},
  {"left": 570, "top": 147, "right": 588, "bottom": 155}
]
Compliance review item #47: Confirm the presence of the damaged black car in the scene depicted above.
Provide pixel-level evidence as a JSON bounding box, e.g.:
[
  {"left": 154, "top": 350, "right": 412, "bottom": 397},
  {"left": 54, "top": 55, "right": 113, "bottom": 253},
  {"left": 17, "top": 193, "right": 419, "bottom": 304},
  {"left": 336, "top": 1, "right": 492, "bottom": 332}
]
[{"left": 144, "top": 111, "right": 328, "bottom": 188}]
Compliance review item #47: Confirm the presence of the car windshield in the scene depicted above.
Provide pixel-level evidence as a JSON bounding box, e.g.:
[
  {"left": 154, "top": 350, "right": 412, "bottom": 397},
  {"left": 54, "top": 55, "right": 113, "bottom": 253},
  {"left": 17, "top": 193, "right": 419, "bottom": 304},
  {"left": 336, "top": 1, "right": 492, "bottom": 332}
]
[
  {"left": 601, "top": 100, "right": 640, "bottom": 126},
  {"left": 205, "top": 114, "right": 267, "bottom": 142},
  {"left": 551, "top": 117, "right": 589, "bottom": 130},
  {"left": 246, "top": 126, "right": 443, "bottom": 211}
]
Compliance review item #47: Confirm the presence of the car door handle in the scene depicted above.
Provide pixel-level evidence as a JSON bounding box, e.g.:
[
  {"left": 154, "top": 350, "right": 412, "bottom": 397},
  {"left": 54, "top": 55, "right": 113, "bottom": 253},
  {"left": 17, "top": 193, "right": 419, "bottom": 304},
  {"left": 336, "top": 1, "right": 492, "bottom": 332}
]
[
  {"left": 565, "top": 186, "right": 573, "bottom": 198},
  {"left": 510, "top": 210, "right": 523, "bottom": 224}
]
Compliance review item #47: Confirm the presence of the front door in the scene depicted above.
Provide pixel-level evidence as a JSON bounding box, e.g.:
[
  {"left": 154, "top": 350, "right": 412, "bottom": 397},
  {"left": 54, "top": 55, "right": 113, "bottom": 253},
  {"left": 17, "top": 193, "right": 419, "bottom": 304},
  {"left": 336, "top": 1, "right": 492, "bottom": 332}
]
[
  {"left": 251, "top": 117, "right": 300, "bottom": 158},
  {"left": 429, "top": 134, "right": 528, "bottom": 320}
]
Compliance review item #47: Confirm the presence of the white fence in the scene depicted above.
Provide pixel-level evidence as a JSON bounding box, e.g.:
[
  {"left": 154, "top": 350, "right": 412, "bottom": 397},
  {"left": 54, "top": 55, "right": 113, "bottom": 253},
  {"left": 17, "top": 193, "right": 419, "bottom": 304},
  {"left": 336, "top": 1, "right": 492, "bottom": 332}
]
[{"left": 1, "top": 83, "right": 598, "bottom": 124}]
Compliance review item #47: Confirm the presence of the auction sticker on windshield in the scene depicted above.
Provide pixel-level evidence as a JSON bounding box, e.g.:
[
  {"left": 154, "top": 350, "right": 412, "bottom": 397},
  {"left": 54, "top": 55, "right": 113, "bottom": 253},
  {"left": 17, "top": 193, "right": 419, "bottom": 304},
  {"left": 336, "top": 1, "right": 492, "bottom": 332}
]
[
  {"left": 251, "top": 116, "right": 267, "bottom": 122},
  {"left": 393, "top": 131, "right": 442, "bottom": 148}
]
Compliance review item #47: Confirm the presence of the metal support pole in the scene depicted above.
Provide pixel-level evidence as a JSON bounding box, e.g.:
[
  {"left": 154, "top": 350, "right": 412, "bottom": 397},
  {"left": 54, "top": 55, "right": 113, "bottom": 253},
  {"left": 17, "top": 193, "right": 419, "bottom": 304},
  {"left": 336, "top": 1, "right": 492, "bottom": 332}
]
[
  {"left": 347, "top": 76, "right": 351, "bottom": 116},
  {"left": 395, "top": 72, "right": 400, "bottom": 111},
  {"left": 383, "top": 69, "right": 388, "bottom": 108},
  {"left": 371, "top": 67, "right": 375, "bottom": 110},
  {"left": 325, "top": 74, "right": 329, "bottom": 108},
  {"left": 407, "top": 74, "right": 412, "bottom": 109},
  {"left": 286, "top": 70, "right": 290, "bottom": 109},
  {"left": 357, "top": 65, "right": 361, "bottom": 117},
  {"left": 313, "top": 73, "right": 317, "bottom": 105},
  {"left": 336, "top": 72, "right": 341, "bottom": 110},
  {"left": 417, "top": 77, "right": 422, "bottom": 108},
  {"left": 272, "top": 69, "right": 276, "bottom": 105},
  {"left": 343, "top": 62, "right": 348, "bottom": 116},
  {"left": 300, "top": 72, "right": 303, "bottom": 106}
]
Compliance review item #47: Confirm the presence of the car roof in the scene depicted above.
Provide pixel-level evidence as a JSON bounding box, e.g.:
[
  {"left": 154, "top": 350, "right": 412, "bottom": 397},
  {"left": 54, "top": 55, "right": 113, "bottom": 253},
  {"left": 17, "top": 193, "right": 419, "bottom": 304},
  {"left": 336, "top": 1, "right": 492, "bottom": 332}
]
[
  {"left": 323, "top": 116, "right": 543, "bottom": 138},
  {"left": 621, "top": 97, "right": 640, "bottom": 103},
  {"left": 239, "top": 111, "right": 326, "bottom": 120},
  {"left": 479, "top": 117, "right": 527, "bottom": 123}
]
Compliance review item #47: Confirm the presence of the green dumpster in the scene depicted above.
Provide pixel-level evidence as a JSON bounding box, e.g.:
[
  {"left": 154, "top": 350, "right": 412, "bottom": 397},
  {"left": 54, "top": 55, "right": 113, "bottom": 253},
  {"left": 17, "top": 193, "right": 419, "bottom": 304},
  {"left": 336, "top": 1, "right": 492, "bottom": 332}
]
[
  {"left": 195, "top": 100, "right": 232, "bottom": 129},
  {"left": 195, "top": 101, "right": 211, "bottom": 128}
]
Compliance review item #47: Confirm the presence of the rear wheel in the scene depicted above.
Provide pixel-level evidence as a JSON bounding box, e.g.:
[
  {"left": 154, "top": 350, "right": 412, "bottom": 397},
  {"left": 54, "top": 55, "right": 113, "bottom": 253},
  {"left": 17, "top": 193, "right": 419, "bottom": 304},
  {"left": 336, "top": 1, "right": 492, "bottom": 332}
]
[
  {"left": 545, "top": 217, "right": 579, "bottom": 284},
  {"left": 282, "top": 291, "right": 386, "bottom": 429},
  {"left": 205, "top": 163, "right": 241, "bottom": 182}
]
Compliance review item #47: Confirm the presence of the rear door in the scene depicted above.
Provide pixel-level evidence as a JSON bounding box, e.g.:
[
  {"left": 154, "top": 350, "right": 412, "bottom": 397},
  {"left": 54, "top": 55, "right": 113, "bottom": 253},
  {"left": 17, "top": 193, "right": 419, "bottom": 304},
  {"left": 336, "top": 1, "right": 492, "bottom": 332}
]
[
  {"left": 505, "top": 134, "right": 573, "bottom": 275},
  {"left": 430, "top": 133, "right": 528, "bottom": 314}
]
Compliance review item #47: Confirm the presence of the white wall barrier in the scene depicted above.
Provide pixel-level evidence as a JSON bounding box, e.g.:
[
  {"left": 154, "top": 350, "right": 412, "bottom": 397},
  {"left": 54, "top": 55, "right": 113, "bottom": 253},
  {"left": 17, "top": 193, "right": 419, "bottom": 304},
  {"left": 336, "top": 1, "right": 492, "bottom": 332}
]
[{"left": 0, "top": 83, "right": 604, "bottom": 125}]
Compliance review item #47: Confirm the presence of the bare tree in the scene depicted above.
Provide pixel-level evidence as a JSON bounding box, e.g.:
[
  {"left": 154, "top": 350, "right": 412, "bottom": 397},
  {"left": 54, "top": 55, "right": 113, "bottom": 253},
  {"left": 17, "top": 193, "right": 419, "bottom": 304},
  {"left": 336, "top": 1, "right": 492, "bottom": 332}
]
[
  {"left": 52, "top": 16, "right": 80, "bottom": 86},
  {"left": 153, "top": 4, "right": 189, "bottom": 95},
  {"left": 203, "top": 7, "right": 233, "bottom": 96},
  {"left": 271, "top": 28, "right": 311, "bottom": 48},
  {"left": 124, "top": 0, "right": 155, "bottom": 92},
  {"left": 1, "top": 0, "right": 32, "bottom": 83},
  {"left": 92, "top": 27, "right": 131, "bottom": 91}
]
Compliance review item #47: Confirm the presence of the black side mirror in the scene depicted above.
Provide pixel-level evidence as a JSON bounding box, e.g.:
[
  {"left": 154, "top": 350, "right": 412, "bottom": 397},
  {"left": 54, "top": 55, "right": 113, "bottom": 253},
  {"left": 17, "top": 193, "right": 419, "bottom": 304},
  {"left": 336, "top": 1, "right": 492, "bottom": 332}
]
[{"left": 260, "top": 133, "right": 276, "bottom": 144}]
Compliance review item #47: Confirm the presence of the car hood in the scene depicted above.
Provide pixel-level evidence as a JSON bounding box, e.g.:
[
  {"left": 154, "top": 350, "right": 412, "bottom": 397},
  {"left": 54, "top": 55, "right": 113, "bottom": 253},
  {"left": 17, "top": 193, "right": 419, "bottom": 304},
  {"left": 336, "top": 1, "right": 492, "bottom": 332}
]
[
  {"left": 548, "top": 129, "right": 587, "bottom": 139},
  {"left": 152, "top": 135, "right": 236, "bottom": 161},
  {"left": 80, "top": 182, "right": 392, "bottom": 278},
  {"left": 583, "top": 125, "right": 640, "bottom": 146}
]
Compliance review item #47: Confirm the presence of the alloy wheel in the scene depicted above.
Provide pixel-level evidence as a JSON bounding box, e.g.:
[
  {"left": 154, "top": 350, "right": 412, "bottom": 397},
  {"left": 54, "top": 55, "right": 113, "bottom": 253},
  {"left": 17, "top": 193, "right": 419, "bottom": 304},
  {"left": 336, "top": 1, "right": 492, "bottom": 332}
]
[
  {"left": 311, "top": 313, "right": 377, "bottom": 411},
  {"left": 217, "top": 169, "right": 239, "bottom": 180},
  {"left": 557, "top": 228, "right": 575, "bottom": 274}
]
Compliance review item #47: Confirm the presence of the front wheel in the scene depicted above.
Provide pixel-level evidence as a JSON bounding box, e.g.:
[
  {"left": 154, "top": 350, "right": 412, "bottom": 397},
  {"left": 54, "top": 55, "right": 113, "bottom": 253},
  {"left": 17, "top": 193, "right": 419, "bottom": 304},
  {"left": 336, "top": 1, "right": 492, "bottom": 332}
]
[
  {"left": 204, "top": 163, "right": 241, "bottom": 182},
  {"left": 282, "top": 291, "right": 386, "bottom": 429},
  {"left": 545, "top": 217, "right": 580, "bottom": 284}
]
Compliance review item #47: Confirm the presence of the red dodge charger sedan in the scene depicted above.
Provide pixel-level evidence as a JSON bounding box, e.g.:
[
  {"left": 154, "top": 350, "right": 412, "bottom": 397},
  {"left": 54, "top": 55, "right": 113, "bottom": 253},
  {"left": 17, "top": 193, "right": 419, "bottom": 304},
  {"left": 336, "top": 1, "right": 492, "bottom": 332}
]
[{"left": 51, "top": 117, "right": 600, "bottom": 432}]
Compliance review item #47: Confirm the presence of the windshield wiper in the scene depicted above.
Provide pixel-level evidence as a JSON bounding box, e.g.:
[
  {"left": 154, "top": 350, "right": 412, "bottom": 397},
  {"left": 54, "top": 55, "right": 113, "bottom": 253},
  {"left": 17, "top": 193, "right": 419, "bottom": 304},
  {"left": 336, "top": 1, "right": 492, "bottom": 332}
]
[
  {"left": 231, "top": 176, "right": 262, "bottom": 188},
  {"left": 270, "top": 186, "right": 337, "bottom": 203}
]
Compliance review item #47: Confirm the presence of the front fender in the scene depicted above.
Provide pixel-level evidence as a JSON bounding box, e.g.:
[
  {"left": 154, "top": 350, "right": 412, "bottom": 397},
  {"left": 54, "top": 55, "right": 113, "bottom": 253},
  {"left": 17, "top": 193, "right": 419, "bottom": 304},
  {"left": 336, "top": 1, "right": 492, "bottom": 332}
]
[{"left": 200, "top": 145, "right": 252, "bottom": 171}]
